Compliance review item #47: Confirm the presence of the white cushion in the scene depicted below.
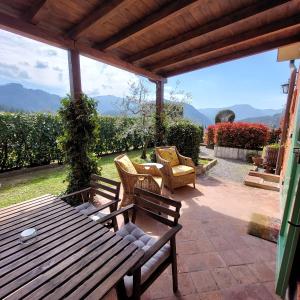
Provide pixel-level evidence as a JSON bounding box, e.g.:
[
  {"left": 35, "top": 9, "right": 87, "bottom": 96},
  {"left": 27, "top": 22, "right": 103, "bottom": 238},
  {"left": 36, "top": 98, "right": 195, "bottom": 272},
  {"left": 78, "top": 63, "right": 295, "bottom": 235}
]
[
  {"left": 116, "top": 222, "right": 170, "bottom": 297},
  {"left": 75, "top": 202, "right": 106, "bottom": 219}
]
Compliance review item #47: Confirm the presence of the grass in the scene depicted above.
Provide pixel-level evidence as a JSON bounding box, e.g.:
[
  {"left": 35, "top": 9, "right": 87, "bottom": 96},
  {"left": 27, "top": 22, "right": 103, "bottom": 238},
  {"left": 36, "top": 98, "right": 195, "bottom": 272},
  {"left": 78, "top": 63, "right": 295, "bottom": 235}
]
[
  {"left": 199, "top": 158, "right": 211, "bottom": 165},
  {"left": 0, "top": 149, "right": 152, "bottom": 208}
]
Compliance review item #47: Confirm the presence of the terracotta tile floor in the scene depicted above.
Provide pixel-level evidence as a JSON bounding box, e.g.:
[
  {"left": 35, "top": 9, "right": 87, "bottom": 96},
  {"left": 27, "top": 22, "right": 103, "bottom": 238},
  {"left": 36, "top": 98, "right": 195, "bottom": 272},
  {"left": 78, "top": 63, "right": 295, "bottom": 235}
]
[{"left": 129, "top": 174, "right": 281, "bottom": 300}]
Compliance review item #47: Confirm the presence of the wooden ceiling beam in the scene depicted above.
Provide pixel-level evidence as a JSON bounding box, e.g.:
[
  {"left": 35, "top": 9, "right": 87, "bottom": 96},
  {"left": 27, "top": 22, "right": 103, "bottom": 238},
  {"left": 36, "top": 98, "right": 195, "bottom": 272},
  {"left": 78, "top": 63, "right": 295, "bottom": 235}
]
[
  {"left": 148, "top": 14, "right": 300, "bottom": 71},
  {"left": 0, "top": 12, "right": 163, "bottom": 81},
  {"left": 96, "top": 0, "right": 199, "bottom": 50},
  {"left": 22, "top": 0, "right": 48, "bottom": 22},
  {"left": 162, "top": 34, "right": 300, "bottom": 77},
  {"left": 67, "top": 0, "right": 126, "bottom": 39},
  {"left": 126, "top": 0, "right": 290, "bottom": 63}
]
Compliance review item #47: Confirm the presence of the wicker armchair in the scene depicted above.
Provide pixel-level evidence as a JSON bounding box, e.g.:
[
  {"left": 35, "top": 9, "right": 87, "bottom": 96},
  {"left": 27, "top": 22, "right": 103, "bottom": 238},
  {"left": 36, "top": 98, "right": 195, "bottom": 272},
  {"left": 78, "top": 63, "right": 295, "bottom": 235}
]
[
  {"left": 156, "top": 146, "right": 196, "bottom": 193},
  {"left": 114, "top": 154, "right": 163, "bottom": 207}
]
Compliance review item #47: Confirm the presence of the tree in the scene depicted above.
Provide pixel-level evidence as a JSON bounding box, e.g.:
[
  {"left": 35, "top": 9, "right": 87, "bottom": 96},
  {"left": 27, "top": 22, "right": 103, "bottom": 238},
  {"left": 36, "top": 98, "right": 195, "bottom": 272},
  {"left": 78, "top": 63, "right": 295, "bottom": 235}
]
[
  {"left": 122, "top": 80, "right": 153, "bottom": 159},
  {"left": 215, "top": 109, "right": 235, "bottom": 123}
]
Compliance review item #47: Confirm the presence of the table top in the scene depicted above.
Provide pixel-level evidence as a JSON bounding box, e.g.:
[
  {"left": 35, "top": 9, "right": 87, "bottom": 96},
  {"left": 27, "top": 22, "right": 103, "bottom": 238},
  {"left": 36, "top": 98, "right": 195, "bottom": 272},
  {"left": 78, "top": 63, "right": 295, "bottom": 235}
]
[
  {"left": 0, "top": 195, "right": 144, "bottom": 300},
  {"left": 142, "top": 162, "right": 163, "bottom": 169}
]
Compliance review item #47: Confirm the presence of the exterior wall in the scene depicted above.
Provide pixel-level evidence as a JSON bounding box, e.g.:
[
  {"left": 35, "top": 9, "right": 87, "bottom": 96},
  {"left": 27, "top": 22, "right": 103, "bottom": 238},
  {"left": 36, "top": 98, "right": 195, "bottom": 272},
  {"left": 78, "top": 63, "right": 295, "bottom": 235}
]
[
  {"left": 214, "top": 146, "right": 261, "bottom": 161},
  {"left": 281, "top": 67, "right": 300, "bottom": 180}
]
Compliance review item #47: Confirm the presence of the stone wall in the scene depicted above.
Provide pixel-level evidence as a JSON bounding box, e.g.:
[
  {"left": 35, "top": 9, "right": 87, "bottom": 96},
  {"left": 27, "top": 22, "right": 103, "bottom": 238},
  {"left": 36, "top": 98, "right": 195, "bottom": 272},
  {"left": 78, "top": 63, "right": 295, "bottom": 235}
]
[{"left": 214, "top": 146, "right": 262, "bottom": 161}]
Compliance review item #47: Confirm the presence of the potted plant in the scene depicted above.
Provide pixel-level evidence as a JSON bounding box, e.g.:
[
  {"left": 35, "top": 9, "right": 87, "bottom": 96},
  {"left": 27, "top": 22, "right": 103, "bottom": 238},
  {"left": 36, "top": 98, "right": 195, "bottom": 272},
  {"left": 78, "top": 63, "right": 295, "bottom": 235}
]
[{"left": 263, "top": 143, "right": 280, "bottom": 173}]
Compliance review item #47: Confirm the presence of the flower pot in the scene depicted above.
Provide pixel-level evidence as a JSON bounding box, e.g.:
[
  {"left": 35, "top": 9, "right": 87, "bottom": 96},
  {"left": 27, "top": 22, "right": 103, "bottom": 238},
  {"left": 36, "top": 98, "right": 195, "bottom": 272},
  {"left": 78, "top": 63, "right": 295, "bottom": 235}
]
[{"left": 252, "top": 156, "right": 263, "bottom": 167}]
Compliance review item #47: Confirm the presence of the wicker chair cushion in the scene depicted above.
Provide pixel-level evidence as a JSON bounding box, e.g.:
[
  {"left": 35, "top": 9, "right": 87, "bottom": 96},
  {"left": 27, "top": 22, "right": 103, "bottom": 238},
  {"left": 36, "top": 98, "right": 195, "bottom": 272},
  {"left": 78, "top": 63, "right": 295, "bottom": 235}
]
[
  {"left": 117, "top": 222, "right": 170, "bottom": 297},
  {"left": 157, "top": 148, "right": 179, "bottom": 167},
  {"left": 75, "top": 202, "right": 106, "bottom": 218},
  {"left": 153, "top": 176, "right": 163, "bottom": 187},
  {"left": 118, "top": 155, "right": 137, "bottom": 174},
  {"left": 172, "top": 165, "right": 194, "bottom": 177}
]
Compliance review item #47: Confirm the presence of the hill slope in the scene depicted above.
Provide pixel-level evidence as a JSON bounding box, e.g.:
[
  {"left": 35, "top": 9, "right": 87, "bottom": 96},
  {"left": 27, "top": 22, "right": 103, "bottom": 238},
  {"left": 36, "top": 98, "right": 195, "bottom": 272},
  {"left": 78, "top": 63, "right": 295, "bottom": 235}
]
[
  {"left": 240, "top": 113, "right": 282, "bottom": 128},
  {"left": 198, "top": 104, "right": 282, "bottom": 123}
]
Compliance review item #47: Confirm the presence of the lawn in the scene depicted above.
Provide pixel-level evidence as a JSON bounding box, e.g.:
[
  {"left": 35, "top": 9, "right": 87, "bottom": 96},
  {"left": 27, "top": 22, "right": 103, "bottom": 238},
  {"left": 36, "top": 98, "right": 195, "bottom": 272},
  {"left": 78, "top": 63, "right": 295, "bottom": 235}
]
[{"left": 0, "top": 149, "right": 152, "bottom": 208}]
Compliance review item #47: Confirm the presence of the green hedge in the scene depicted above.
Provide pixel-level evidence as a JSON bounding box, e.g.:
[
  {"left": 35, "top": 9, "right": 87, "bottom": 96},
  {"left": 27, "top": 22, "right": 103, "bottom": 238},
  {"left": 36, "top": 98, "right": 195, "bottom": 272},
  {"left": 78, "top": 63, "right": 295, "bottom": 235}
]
[
  {"left": 0, "top": 113, "right": 151, "bottom": 172},
  {"left": 166, "top": 120, "right": 202, "bottom": 165},
  {"left": 0, "top": 113, "right": 62, "bottom": 171}
]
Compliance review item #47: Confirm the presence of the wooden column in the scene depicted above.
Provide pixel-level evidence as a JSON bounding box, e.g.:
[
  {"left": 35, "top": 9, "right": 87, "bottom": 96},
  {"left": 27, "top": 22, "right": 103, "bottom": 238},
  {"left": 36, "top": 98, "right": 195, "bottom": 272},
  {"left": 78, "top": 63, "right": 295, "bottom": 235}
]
[
  {"left": 275, "top": 61, "right": 297, "bottom": 175},
  {"left": 155, "top": 79, "right": 166, "bottom": 146},
  {"left": 68, "top": 49, "right": 82, "bottom": 101}
]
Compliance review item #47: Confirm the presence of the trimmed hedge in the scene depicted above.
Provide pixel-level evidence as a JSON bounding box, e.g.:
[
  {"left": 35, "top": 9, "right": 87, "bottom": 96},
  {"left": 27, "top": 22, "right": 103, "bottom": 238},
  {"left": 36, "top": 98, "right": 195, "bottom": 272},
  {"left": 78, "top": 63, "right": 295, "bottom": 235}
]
[
  {"left": 166, "top": 120, "right": 202, "bottom": 165},
  {"left": 0, "top": 113, "right": 62, "bottom": 171},
  {"left": 211, "top": 122, "right": 269, "bottom": 149},
  {"left": 0, "top": 113, "right": 150, "bottom": 172}
]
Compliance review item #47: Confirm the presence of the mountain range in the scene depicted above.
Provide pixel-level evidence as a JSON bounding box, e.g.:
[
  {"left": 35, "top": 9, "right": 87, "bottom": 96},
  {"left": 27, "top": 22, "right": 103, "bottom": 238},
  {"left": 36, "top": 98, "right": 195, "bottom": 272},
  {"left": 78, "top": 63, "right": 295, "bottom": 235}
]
[{"left": 0, "top": 83, "right": 282, "bottom": 127}]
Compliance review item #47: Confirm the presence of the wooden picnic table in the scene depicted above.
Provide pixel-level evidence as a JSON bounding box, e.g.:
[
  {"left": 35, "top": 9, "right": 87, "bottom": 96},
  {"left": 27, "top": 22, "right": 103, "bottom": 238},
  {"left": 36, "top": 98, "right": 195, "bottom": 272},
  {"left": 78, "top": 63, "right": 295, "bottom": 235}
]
[{"left": 0, "top": 194, "right": 144, "bottom": 300}]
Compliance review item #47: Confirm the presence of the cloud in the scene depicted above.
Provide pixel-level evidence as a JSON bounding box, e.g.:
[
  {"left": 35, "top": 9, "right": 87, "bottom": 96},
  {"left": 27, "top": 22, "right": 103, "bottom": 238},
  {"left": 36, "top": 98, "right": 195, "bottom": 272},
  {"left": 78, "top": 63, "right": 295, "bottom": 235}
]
[
  {"left": 0, "top": 62, "right": 31, "bottom": 80},
  {"left": 35, "top": 61, "right": 48, "bottom": 69},
  {"left": 0, "top": 29, "right": 140, "bottom": 96}
]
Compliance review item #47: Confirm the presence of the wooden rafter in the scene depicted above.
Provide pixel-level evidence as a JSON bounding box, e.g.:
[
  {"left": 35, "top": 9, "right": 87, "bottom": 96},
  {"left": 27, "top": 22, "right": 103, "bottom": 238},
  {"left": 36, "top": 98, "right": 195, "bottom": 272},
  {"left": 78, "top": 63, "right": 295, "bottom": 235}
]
[
  {"left": 67, "top": 0, "right": 126, "bottom": 39},
  {"left": 162, "top": 34, "right": 300, "bottom": 77},
  {"left": 126, "top": 0, "right": 290, "bottom": 63},
  {"left": 0, "top": 12, "right": 163, "bottom": 81},
  {"left": 22, "top": 0, "right": 47, "bottom": 22},
  {"left": 96, "top": 0, "right": 199, "bottom": 50},
  {"left": 148, "top": 14, "right": 300, "bottom": 71}
]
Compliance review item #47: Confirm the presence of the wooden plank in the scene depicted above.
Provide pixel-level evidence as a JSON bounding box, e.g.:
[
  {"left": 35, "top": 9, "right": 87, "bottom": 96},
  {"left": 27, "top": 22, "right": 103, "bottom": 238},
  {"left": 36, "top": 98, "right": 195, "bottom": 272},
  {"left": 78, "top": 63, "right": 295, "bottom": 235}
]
[
  {"left": 0, "top": 216, "right": 92, "bottom": 271},
  {"left": 67, "top": 0, "right": 126, "bottom": 39},
  {"left": 1, "top": 229, "right": 111, "bottom": 299},
  {"left": 0, "top": 194, "right": 54, "bottom": 216},
  {"left": 91, "top": 181, "right": 117, "bottom": 194},
  {"left": 85, "top": 249, "right": 144, "bottom": 300},
  {"left": 149, "top": 15, "right": 300, "bottom": 71},
  {"left": 0, "top": 209, "right": 80, "bottom": 250},
  {"left": 0, "top": 213, "right": 90, "bottom": 259},
  {"left": 162, "top": 34, "right": 300, "bottom": 77},
  {"left": 63, "top": 243, "right": 138, "bottom": 300},
  {"left": 0, "top": 202, "right": 71, "bottom": 235},
  {"left": 76, "top": 43, "right": 164, "bottom": 81},
  {"left": 126, "top": 0, "right": 290, "bottom": 62},
  {"left": 0, "top": 199, "right": 67, "bottom": 225},
  {"left": 22, "top": 0, "right": 48, "bottom": 22},
  {"left": 0, "top": 205, "right": 76, "bottom": 243},
  {"left": 0, "top": 12, "right": 163, "bottom": 81},
  {"left": 19, "top": 235, "right": 123, "bottom": 300},
  {"left": 97, "top": 0, "right": 199, "bottom": 50},
  {"left": 93, "top": 188, "right": 116, "bottom": 201}
]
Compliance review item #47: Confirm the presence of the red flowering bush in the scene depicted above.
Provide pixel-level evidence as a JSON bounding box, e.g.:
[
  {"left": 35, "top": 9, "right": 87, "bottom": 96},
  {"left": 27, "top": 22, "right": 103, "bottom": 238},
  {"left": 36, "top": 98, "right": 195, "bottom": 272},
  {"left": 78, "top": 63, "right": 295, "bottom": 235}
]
[
  {"left": 214, "top": 122, "right": 269, "bottom": 149},
  {"left": 205, "top": 125, "right": 215, "bottom": 146}
]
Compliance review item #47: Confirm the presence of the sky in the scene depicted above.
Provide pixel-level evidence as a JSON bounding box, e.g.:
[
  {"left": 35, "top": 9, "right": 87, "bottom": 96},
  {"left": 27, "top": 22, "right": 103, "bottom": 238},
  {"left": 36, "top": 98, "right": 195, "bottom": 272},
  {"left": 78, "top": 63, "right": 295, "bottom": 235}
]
[{"left": 0, "top": 29, "right": 296, "bottom": 110}]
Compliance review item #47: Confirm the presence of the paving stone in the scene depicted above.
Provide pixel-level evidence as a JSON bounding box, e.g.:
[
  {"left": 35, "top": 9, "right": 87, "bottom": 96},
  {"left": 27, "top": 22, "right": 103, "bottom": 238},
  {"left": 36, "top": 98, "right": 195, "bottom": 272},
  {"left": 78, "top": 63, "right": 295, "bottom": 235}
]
[
  {"left": 229, "top": 265, "right": 258, "bottom": 285},
  {"left": 210, "top": 236, "right": 232, "bottom": 251},
  {"left": 218, "top": 249, "right": 244, "bottom": 266},
  {"left": 198, "top": 290, "right": 223, "bottom": 300},
  {"left": 247, "top": 262, "right": 275, "bottom": 282},
  {"left": 211, "top": 268, "right": 237, "bottom": 289},
  {"left": 191, "top": 270, "right": 218, "bottom": 293}
]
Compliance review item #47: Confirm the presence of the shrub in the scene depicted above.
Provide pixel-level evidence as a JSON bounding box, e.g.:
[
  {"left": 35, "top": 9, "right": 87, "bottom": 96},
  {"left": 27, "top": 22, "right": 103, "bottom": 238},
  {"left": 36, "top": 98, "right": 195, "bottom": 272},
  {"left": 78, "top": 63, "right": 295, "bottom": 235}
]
[
  {"left": 0, "top": 112, "right": 62, "bottom": 171},
  {"left": 166, "top": 120, "right": 202, "bottom": 165},
  {"left": 268, "top": 128, "right": 281, "bottom": 144},
  {"left": 59, "top": 94, "right": 99, "bottom": 204},
  {"left": 205, "top": 125, "right": 215, "bottom": 147},
  {"left": 214, "top": 122, "right": 269, "bottom": 149}
]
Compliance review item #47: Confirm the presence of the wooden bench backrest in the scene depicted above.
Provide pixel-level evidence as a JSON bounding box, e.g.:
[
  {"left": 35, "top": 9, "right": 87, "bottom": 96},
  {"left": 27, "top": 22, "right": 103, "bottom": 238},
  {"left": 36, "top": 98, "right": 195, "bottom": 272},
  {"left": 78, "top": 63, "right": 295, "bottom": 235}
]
[{"left": 133, "top": 188, "right": 181, "bottom": 226}]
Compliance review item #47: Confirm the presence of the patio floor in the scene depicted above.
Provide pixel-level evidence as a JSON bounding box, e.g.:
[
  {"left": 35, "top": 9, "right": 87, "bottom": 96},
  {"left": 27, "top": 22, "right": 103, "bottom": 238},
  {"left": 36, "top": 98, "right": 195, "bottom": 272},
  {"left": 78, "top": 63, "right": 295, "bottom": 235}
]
[
  {"left": 110, "top": 170, "right": 281, "bottom": 300},
  {"left": 139, "top": 175, "right": 280, "bottom": 300}
]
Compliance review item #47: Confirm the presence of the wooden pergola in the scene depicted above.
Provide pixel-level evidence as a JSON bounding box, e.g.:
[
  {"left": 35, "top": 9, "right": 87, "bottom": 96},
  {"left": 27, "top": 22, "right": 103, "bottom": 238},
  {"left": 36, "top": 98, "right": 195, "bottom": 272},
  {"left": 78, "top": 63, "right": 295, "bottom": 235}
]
[{"left": 0, "top": 0, "right": 300, "bottom": 119}]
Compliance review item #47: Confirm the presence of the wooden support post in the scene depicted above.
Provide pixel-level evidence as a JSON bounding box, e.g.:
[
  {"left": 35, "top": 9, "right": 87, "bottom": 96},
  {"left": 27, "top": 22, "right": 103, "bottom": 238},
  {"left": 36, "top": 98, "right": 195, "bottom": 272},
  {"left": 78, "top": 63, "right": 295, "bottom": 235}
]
[
  {"left": 154, "top": 79, "right": 166, "bottom": 146},
  {"left": 275, "top": 61, "right": 297, "bottom": 175},
  {"left": 68, "top": 49, "right": 82, "bottom": 101}
]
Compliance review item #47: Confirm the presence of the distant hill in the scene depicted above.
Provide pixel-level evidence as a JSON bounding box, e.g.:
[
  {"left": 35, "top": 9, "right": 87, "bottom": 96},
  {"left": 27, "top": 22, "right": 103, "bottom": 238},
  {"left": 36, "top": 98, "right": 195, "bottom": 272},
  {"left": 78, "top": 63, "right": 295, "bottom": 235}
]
[
  {"left": 183, "top": 103, "right": 211, "bottom": 126},
  {"left": 0, "top": 83, "right": 61, "bottom": 112},
  {"left": 198, "top": 104, "right": 282, "bottom": 123},
  {"left": 240, "top": 113, "right": 282, "bottom": 128},
  {"left": 0, "top": 83, "right": 281, "bottom": 127}
]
